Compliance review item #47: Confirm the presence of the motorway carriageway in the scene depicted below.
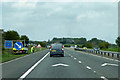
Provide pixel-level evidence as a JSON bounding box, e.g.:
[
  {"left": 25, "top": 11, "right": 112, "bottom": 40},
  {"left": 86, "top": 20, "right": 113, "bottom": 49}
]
[{"left": 2, "top": 48, "right": 119, "bottom": 80}]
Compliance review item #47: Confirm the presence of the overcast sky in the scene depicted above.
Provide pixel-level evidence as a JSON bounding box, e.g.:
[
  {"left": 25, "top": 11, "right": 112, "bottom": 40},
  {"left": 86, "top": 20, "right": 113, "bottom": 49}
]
[{"left": 1, "top": 1, "right": 118, "bottom": 44}]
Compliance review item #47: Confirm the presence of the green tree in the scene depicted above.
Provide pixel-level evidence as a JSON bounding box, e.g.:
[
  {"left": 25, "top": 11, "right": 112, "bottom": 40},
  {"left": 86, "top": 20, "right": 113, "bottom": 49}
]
[
  {"left": 64, "top": 44, "right": 71, "bottom": 47},
  {"left": 74, "top": 38, "right": 87, "bottom": 44},
  {"left": 3, "top": 30, "right": 20, "bottom": 40},
  {"left": 85, "top": 42, "right": 92, "bottom": 48},
  {"left": 116, "top": 36, "right": 120, "bottom": 47},
  {"left": 38, "top": 41, "right": 47, "bottom": 47},
  {"left": 88, "top": 38, "right": 104, "bottom": 47},
  {"left": 98, "top": 43, "right": 104, "bottom": 49},
  {"left": 98, "top": 42, "right": 109, "bottom": 49},
  {"left": 20, "top": 35, "right": 29, "bottom": 44},
  {"left": 103, "top": 42, "right": 109, "bottom": 49}
]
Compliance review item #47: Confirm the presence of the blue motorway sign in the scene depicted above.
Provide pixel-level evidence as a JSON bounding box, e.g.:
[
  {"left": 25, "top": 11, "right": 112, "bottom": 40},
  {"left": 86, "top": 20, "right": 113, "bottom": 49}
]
[
  {"left": 5, "top": 40, "right": 13, "bottom": 49},
  {"left": 14, "top": 42, "right": 23, "bottom": 50}
]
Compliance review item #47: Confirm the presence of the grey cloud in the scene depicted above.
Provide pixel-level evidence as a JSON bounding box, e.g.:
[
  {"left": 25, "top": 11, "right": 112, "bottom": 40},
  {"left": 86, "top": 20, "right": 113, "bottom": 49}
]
[{"left": 2, "top": 2, "right": 118, "bottom": 43}]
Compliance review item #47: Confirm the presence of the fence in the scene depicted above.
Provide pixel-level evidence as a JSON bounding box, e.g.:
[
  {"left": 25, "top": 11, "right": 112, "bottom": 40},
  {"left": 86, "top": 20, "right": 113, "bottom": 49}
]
[{"left": 74, "top": 48, "right": 120, "bottom": 59}]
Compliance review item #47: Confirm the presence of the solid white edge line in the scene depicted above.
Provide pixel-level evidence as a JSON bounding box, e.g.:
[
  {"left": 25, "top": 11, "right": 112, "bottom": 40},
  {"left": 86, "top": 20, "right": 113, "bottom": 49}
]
[{"left": 18, "top": 52, "right": 49, "bottom": 80}]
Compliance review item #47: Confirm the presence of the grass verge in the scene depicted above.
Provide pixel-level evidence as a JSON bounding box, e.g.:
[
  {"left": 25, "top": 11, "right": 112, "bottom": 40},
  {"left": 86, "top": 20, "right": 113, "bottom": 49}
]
[
  {"left": 101, "top": 48, "right": 120, "bottom": 52},
  {"left": 1, "top": 47, "right": 46, "bottom": 63}
]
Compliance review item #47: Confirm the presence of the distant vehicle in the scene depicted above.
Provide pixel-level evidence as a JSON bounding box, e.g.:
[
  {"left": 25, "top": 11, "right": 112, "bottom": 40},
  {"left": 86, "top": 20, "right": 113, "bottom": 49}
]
[
  {"left": 50, "top": 44, "right": 64, "bottom": 57},
  {"left": 94, "top": 47, "right": 99, "bottom": 51},
  {"left": 74, "top": 47, "right": 79, "bottom": 50},
  {"left": 83, "top": 47, "right": 87, "bottom": 50}
]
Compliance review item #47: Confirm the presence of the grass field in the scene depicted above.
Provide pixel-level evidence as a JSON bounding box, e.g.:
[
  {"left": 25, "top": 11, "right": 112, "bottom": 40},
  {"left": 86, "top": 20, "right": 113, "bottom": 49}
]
[
  {"left": 1, "top": 47, "right": 46, "bottom": 63},
  {"left": 101, "top": 48, "right": 120, "bottom": 52}
]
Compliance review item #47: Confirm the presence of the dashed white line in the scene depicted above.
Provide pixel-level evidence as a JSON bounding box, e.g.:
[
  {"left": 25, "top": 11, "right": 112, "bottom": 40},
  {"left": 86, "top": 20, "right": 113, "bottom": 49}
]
[
  {"left": 86, "top": 66, "right": 91, "bottom": 70},
  {"left": 74, "top": 58, "right": 77, "bottom": 60},
  {"left": 93, "top": 71, "right": 96, "bottom": 73},
  {"left": 78, "top": 61, "right": 82, "bottom": 63},
  {"left": 101, "top": 76, "right": 108, "bottom": 80},
  {"left": 18, "top": 52, "right": 49, "bottom": 80}
]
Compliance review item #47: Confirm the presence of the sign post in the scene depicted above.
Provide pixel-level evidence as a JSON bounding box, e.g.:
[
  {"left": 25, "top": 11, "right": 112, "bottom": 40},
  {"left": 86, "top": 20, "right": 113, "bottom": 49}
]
[{"left": 5, "top": 40, "right": 13, "bottom": 57}]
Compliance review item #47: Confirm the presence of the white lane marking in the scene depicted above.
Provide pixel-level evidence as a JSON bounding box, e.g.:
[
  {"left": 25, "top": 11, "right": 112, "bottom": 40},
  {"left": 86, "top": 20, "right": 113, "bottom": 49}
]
[
  {"left": 101, "top": 63, "right": 119, "bottom": 67},
  {"left": 86, "top": 66, "right": 91, "bottom": 70},
  {"left": 101, "top": 76, "right": 108, "bottom": 80},
  {"left": 78, "top": 61, "right": 82, "bottom": 63},
  {"left": 94, "top": 71, "right": 96, "bottom": 73},
  {"left": 52, "top": 63, "right": 69, "bottom": 67},
  {"left": 71, "top": 56, "right": 73, "bottom": 57},
  {"left": 18, "top": 52, "right": 49, "bottom": 80},
  {"left": 74, "top": 58, "right": 76, "bottom": 60},
  {"left": 80, "top": 51, "right": 120, "bottom": 62}
]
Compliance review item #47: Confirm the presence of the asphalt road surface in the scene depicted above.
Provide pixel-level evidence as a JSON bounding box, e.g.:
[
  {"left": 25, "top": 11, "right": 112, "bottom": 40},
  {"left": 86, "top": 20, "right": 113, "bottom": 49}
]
[{"left": 2, "top": 48, "right": 119, "bottom": 80}]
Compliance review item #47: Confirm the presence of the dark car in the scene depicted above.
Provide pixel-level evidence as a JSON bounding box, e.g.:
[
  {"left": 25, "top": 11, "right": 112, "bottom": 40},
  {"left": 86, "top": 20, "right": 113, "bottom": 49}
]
[
  {"left": 94, "top": 47, "right": 99, "bottom": 51},
  {"left": 50, "top": 44, "right": 64, "bottom": 57}
]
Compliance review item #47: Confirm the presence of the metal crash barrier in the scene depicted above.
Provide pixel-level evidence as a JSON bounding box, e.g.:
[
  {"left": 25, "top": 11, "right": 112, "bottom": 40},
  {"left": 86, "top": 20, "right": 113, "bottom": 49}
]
[{"left": 74, "top": 48, "right": 120, "bottom": 59}]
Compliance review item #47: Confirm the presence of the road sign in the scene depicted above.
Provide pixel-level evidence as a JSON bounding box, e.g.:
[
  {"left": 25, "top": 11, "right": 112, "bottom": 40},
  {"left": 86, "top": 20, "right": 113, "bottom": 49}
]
[
  {"left": 14, "top": 41, "right": 23, "bottom": 50},
  {"left": 37, "top": 44, "right": 41, "bottom": 48},
  {"left": 5, "top": 40, "right": 13, "bottom": 49}
]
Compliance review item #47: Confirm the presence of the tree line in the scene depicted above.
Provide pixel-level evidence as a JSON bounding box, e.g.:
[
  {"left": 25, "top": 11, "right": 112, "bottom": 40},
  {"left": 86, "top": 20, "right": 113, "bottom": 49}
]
[
  {"left": 2, "top": 30, "right": 47, "bottom": 50},
  {"left": 2, "top": 30, "right": 120, "bottom": 50},
  {"left": 2, "top": 30, "right": 29, "bottom": 44},
  {"left": 50, "top": 37, "right": 120, "bottom": 49}
]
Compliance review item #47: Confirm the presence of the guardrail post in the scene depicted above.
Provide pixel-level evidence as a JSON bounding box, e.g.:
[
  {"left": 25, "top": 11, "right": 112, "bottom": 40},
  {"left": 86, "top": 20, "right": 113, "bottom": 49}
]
[
  {"left": 98, "top": 51, "right": 100, "bottom": 54},
  {"left": 108, "top": 53, "right": 109, "bottom": 56},
  {"left": 112, "top": 53, "right": 114, "bottom": 57},
  {"left": 117, "top": 54, "right": 119, "bottom": 58},
  {"left": 92, "top": 50, "right": 94, "bottom": 53},
  {"left": 104, "top": 52, "right": 106, "bottom": 55},
  {"left": 91, "top": 50, "right": 92, "bottom": 53},
  {"left": 96, "top": 51, "right": 97, "bottom": 54}
]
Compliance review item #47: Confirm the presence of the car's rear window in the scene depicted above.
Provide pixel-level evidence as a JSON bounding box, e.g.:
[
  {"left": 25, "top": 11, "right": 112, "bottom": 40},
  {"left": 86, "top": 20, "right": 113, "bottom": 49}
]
[{"left": 51, "top": 44, "right": 62, "bottom": 49}]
